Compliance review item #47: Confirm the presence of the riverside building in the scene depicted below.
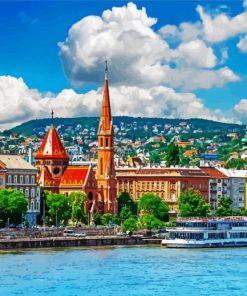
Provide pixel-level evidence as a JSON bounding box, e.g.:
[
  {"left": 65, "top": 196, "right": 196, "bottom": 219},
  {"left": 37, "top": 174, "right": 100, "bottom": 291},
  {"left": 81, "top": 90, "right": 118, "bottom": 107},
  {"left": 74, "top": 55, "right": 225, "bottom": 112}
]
[{"left": 0, "top": 154, "right": 40, "bottom": 226}]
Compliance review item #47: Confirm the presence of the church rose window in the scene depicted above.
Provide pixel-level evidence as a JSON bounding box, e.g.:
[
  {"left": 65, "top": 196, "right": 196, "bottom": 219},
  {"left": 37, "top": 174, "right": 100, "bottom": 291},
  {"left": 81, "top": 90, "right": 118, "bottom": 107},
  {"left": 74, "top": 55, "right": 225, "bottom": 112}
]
[{"left": 53, "top": 167, "right": 60, "bottom": 175}]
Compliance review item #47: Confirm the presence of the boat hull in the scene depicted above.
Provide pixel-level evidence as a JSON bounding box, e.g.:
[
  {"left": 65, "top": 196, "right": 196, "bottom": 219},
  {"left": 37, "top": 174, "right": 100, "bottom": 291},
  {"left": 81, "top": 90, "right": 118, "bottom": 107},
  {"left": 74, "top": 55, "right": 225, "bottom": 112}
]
[{"left": 161, "top": 239, "right": 247, "bottom": 248}]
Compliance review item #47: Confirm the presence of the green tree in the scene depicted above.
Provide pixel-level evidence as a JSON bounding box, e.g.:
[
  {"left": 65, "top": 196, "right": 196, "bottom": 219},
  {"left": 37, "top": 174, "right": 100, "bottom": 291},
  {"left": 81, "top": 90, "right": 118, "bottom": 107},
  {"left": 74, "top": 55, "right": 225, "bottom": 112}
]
[
  {"left": 226, "top": 158, "right": 246, "bottom": 170},
  {"left": 123, "top": 216, "right": 138, "bottom": 232},
  {"left": 150, "top": 152, "right": 161, "bottom": 164},
  {"left": 101, "top": 213, "right": 114, "bottom": 226},
  {"left": 138, "top": 193, "right": 169, "bottom": 221},
  {"left": 166, "top": 142, "right": 180, "bottom": 166},
  {"left": 139, "top": 214, "right": 164, "bottom": 230},
  {"left": 46, "top": 192, "right": 71, "bottom": 226},
  {"left": 179, "top": 188, "right": 210, "bottom": 217},
  {"left": 215, "top": 197, "right": 233, "bottom": 216},
  {"left": 117, "top": 192, "right": 137, "bottom": 216},
  {"left": 68, "top": 191, "right": 87, "bottom": 225},
  {"left": 93, "top": 213, "right": 103, "bottom": 225},
  {"left": 0, "top": 189, "right": 28, "bottom": 226},
  {"left": 119, "top": 205, "right": 132, "bottom": 223}
]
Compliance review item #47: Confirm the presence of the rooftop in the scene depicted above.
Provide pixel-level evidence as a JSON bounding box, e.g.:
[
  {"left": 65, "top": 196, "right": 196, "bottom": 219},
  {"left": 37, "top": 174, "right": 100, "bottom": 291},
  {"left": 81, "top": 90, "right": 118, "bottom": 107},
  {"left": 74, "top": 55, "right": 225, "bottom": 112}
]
[{"left": 0, "top": 154, "right": 37, "bottom": 170}]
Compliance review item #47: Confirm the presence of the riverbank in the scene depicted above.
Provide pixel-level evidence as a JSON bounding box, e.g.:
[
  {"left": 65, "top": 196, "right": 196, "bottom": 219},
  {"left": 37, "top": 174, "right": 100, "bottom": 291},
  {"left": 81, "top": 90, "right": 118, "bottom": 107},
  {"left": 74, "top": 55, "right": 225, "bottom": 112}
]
[{"left": 0, "top": 236, "right": 161, "bottom": 249}]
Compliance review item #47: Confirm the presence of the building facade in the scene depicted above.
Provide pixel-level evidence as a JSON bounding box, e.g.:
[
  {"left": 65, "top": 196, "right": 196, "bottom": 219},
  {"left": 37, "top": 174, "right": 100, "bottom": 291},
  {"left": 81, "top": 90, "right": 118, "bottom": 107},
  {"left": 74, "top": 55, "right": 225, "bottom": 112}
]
[
  {"left": 200, "top": 167, "right": 229, "bottom": 213},
  {"left": 0, "top": 155, "right": 40, "bottom": 226},
  {"left": 116, "top": 167, "right": 209, "bottom": 216},
  {"left": 217, "top": 168, "right": 246, "bottom": 210}
]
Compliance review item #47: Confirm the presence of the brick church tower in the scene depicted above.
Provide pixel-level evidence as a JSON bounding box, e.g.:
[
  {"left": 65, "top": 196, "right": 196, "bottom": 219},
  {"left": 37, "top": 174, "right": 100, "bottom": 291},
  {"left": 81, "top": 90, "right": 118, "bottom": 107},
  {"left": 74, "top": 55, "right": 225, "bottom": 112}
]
[
  {"left": 96, "top": 62, "right": 117, "bottom": 214},
  {"left": 35, "top": 111, "right": 70, "bottom": 192}
]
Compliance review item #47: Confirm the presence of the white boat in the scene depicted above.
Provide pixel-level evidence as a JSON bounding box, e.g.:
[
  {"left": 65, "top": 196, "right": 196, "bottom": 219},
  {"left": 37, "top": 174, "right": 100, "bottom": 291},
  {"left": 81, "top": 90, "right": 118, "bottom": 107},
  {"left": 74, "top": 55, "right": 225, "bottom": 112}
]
[{"left": 161, "top": 216, "right": 247, "bottom": 248}]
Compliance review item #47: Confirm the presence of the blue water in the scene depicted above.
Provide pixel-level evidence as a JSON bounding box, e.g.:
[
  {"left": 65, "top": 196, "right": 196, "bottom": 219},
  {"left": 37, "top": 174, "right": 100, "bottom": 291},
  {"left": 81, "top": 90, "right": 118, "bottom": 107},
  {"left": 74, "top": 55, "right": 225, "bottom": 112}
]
[{"left": 0, "top": 246, "right": 246, "bottom": 296}]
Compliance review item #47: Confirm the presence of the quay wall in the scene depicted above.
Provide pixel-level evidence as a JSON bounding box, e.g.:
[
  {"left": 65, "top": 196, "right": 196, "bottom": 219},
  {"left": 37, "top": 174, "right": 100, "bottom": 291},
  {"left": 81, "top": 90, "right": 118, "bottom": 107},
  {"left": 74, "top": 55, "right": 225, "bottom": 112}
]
[{"left": 0, "top": 236, "right": 161, "bottom": 250}]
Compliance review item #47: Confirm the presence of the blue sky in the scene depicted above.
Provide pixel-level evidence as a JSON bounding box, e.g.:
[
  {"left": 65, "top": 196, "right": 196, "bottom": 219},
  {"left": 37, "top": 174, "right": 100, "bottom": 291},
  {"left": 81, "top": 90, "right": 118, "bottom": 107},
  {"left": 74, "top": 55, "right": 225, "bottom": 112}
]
[{"left": 0, "top": 1, "right": 247, "bottom": 129}]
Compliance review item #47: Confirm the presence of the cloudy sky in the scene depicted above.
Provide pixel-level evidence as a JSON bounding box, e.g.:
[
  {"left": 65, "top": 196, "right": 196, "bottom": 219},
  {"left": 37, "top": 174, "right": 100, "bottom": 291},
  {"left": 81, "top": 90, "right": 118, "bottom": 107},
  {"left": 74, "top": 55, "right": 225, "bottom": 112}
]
[{"left": 0, "top": 0, "right": 247, "bottom": 130}]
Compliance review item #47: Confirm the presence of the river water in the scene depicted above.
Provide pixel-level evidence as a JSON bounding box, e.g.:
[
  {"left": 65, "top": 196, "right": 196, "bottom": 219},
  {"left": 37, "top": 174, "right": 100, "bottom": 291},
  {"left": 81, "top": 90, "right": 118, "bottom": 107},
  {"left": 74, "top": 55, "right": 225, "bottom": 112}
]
[{"left": 0, "top": 246, "right": 246, "bottom": 296}]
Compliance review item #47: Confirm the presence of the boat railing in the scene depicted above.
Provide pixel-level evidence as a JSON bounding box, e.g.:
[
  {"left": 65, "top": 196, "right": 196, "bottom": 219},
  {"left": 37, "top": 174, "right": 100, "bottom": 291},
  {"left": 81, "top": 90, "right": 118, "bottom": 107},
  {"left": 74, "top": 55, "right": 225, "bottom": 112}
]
[{"left": 176, "top": 216, "right": 247, "bottom": 222}]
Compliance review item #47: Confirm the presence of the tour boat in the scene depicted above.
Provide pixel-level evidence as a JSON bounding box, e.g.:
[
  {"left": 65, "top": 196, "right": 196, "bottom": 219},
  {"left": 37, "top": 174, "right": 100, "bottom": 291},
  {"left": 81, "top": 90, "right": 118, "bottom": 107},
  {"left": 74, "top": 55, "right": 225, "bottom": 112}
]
[{"left": 161, "top": 216, "right": 247, "bottom": 248}]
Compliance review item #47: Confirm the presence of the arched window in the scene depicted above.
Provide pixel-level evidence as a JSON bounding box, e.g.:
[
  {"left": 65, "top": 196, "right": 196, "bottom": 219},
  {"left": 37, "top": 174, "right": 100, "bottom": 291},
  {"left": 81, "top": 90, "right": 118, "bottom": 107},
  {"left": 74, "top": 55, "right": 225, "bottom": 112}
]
[
  {"left": 100, "top": 138, "right": 103, "bottom": 147},
  {"left": 36, "top": 201, "right": 39, "bottom": 211},
  {"left": 25, "top": 175, "right": 29, "bottom": 184},
  {"left": 31, "top": 201, "right": 34, "bottom": 211},
  {"left": 31, "top": 176, "right": 35, "bottom": 184},
  {"left": 25, "top": 188, "right": 29, "bottom": 197},
  {"left": 14, "top": 175, "right": 17, "bottom": 184},
  {"left": 100, "top": 158, "right": 103, "bottom": 175},
  {"left": 88, "top": 192, "right": 93, "bottom": 200},
  {"left": 20, "top": 175, "right": 23, "bottom": 184},
  {"left": 31, "top": 188, "right": 35, "bottom": 198},
  {"left": 8, "top": 175, "right": 11, "bottom": 184},
  {"left": 106, "top": 138, "right": 109, "bottom": 147}
]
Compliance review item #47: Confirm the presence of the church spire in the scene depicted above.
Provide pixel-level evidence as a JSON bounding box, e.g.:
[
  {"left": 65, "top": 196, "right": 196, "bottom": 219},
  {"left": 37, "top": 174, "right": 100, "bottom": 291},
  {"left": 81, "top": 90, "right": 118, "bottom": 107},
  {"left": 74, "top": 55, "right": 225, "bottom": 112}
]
[
  {"left": 105, "top": 60, "right": 108, "bottom": 81},
  {"left": 99, "top": 61, "right": 112, "bottom": 133},
  {"left": 51, "top": 108, "right": 54, "bottom": 126},
  {"left": 96, "top": 62, "right": 117, "bottom": 215}
]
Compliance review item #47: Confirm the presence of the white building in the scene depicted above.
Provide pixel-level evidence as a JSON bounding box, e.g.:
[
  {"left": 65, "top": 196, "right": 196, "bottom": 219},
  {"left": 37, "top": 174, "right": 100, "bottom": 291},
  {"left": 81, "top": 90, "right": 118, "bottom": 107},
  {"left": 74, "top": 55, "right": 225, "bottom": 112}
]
[{"left": 217, "top": 168, "right": 246, "bottom": 210}]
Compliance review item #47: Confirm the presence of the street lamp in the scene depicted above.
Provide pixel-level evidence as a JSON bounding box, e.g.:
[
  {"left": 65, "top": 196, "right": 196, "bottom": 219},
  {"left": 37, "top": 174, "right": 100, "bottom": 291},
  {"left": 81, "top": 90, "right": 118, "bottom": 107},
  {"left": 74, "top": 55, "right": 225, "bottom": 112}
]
[
  {"left": 55, "top": 208, "right": 59, "bottom": 227},
  {"left": 7, "top": 217, "right": 10, "bottom": 236}
]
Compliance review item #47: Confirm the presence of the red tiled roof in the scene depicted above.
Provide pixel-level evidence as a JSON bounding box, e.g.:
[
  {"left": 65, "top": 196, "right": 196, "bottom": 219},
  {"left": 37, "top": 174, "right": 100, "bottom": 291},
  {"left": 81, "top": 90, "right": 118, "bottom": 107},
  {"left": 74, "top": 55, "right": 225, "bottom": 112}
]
[
  {"left": 200, "top": 167, "right": 228, "bottom": 178},
  {"left": 37, "top": 166, "right": 54, "bottom": 186},
  {"left": 35, "top": 126, "right": 69, "bottom": 160},
  {"left": 60, "top": 166, "right": 89, "bottom": 187}
]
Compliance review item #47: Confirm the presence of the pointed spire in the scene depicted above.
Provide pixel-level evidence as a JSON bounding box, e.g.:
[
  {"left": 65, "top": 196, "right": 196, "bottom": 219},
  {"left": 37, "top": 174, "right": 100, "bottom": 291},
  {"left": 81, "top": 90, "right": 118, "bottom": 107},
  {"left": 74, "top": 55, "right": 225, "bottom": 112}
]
[
  {"left": 51, "top": 108, "right": 54, "bottom": 126},
  {"left": 99, "top": 61, "right": 112, "bottom": 132},
  {"left": 105, "top": 60, "right": 108, "bottom": 81}
]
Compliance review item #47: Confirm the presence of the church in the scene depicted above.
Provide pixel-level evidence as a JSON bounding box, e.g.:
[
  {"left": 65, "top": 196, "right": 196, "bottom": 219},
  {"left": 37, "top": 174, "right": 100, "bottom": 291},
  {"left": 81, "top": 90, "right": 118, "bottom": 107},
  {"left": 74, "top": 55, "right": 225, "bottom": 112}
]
[{"left": 35, "top": 64, "right": 117, "bottom": 216}]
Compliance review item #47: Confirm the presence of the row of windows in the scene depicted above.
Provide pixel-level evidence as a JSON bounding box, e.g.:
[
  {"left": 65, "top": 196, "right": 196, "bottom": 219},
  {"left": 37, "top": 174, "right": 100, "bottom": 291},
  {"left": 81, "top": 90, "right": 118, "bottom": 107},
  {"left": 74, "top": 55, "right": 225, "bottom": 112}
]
[
  {"left": 208, "top": 233, "right": 227, "bottom": 239},
  {"left": 17, "top": 187, "right": 36, "bottom": 198},
  {"left": 118, "top": 181, "right": 177, "bottom": 189},
  {"left": 170, "top": 232, "right": 204, "bottom": 240},
  {"left": 120, "top": 190, "right": 176, "bottom": 202},
  {"left": 230, "top": 232, "right": 247, "bottom": 238},
  {"left": 29, "top": 200, "right": 40, "bottom": 211},
  {"left": 7, "top": 175, "right": 36, "bottom": 185}
]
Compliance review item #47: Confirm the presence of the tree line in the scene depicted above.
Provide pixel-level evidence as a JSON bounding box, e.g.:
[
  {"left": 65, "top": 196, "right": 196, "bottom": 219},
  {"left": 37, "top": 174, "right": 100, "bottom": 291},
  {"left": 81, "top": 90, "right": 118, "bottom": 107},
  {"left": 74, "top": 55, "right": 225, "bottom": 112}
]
[{"left": 0, "top": 187, "right": 246, "bottom": 230}]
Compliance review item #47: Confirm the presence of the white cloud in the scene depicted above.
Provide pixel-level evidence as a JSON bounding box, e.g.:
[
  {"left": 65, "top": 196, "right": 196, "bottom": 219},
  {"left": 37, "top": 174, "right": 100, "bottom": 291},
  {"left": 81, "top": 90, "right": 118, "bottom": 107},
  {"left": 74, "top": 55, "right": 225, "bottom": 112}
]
[
  {"left": 58, "top": 2, "right": 239, "bottom": 91},
  {"left": 237, "top": 35, "right": 247, "bottom": 52},
  {"left": 59, "top": 2, "right": 168, "bottom": 88},
  {"left": 159, "top": 22, "right": 202, "bottom": 43},
  {"left": 0, "top": 75, "right": 231, "bottom": 130},
  {"left": 173, "top": 40, "right": 217, "bottom": 68},
  {"left": 197, "top": 5, "right": 247, "bottom": 43},
  {"left": 234, "top": 98, "right": 247, "bottom": 122},
  {"left": 163, "top": 66, "right": 239, "bottom": 91}
]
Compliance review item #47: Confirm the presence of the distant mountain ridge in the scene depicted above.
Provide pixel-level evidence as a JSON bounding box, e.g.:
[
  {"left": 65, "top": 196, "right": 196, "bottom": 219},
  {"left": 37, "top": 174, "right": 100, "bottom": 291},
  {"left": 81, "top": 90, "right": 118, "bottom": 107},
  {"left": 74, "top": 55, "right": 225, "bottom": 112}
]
[{"left": 10, "top": 116, "right": 242, "bottom": 136}]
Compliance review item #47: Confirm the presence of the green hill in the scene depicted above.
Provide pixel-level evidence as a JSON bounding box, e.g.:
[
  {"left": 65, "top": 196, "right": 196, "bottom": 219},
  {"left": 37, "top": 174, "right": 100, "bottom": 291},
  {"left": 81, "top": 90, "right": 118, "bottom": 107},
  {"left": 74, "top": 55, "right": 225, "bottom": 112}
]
[{"left": 10, "top": 116, "right": 242, "bottom": 137}]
